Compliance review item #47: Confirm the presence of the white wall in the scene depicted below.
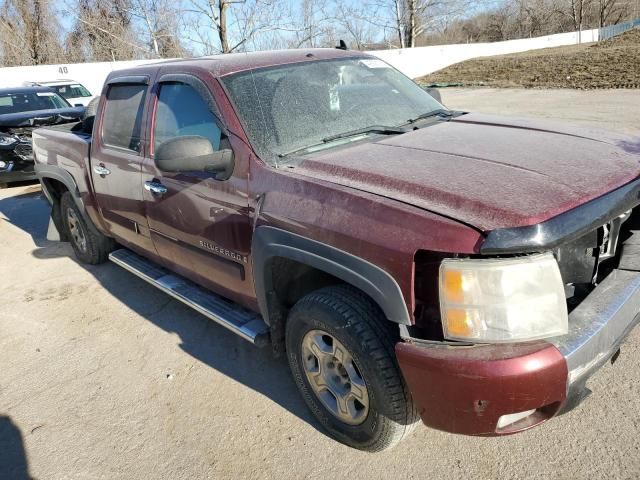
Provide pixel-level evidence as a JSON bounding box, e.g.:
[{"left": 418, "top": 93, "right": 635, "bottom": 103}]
[
  {"left": 0, "top": 27, "right": 600, "bottom": 94},
  {"left": 0, "top": 59, "right": 163, "bottom": 96},
  {"left": 369, "top": 28, "right": 599, "bottom": 79}
]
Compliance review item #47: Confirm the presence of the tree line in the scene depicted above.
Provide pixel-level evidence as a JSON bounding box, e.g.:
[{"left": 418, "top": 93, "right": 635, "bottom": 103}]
[
  {"left": 1, "top": 0, "right": 638, "bottom": 67},
  {"left": 435, "top": 0, "right": 638, "bottom": 44}
]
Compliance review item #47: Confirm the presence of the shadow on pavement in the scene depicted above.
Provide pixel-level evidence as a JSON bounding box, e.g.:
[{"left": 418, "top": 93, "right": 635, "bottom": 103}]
[
  {"left": 0, "top": 416, "right": 32, "bottom": 480},
  {"left": 0, "top": 188, "right": 321, "bottom": 437},
  {"left": 0, "top": 186, "right": 49, "bottom": 248}
]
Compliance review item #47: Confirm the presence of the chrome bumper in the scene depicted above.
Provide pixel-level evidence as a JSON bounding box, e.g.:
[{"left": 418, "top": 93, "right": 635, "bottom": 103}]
[{"left": 550, "top": 269, "right": 640, "bottom": 410}]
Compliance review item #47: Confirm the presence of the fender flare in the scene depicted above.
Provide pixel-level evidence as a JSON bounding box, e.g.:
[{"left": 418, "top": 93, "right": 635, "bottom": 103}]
[
  {"left": 35, "top": 164, "right": 101, "bottom": 236},
  {"left": 252, "top": 226, "right": 411, "bottom": 325}
]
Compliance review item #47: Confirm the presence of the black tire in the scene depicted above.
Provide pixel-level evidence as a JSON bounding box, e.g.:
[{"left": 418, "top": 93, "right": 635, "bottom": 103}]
[
  {"left": 286, "top": 285, "right": 418, "bottom": 451},
  {"left": 60, "top": 191, "right": 114, "bottom": 264}
]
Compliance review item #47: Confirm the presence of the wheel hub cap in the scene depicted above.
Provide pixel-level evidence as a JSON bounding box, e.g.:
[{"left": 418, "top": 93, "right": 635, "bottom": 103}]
[
  {"left": 66, "top": 207, "right": 87, "bottom": 252},
  {"left": 301, "top": 330, "right": 369, "bottom": 425}
]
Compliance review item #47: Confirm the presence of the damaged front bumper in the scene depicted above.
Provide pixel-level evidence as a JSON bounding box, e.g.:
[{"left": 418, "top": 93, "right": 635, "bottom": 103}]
[
  {"left": 0, "top": 134, "right": 35, "bottom": 184},
  {"left": 396, "top": 268, "right": 640, "bottom": 436}
]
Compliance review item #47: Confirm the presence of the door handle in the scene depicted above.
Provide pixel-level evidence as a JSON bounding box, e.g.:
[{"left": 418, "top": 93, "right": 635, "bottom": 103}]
[
  {"left": 93, "top": 165, "right": 111, "bottom": 176},
  {"left": 144, "top": 181, "right": 168, "bottom": 195}
]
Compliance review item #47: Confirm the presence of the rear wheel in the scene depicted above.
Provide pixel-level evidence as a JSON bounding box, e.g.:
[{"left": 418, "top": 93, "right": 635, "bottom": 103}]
[
  {"left": 286, "top": 285, "right": 418, "bottom": 451},
  {"left": 61, "top": 191, "right": 114, "bottom": 264}
]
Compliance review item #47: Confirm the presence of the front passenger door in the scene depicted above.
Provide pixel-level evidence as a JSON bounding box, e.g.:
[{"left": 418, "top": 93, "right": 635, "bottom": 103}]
[{"left": 142, "top": 77, "right": 253, "bottom": 306}]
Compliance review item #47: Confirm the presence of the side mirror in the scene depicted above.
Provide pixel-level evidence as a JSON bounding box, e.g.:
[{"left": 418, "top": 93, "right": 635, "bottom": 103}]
[
  {"left": 74, "top": 103, "right": 84, "bottom": 107},
  {"left": 422, "top": 87, "right": 442, "bottom": 103},
  {"left": 155, "top": 135, "right": 235, "bottom": 180}
]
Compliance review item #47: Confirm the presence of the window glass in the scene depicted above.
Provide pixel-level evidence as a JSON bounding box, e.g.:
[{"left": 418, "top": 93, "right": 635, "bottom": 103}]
[
  {"left": 52, "top": 84, "right": 92, "bottom": 98},
  {"left": 0, "top": 91, "right": 70, "bottom": 113},
  {"left": 102, "top": 84, "right": 147, "bottom": 152},
  {"left": 154, "top": 82, "right": 221, "bottom": 153}
]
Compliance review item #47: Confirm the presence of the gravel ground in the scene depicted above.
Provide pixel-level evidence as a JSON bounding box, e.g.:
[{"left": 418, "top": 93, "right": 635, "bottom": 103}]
[
  {"left": 439, "top": 88, "right": 640, "bottom": 136},
  {"left": 1, "top": 89, "right": 640, "bottom": 480}
]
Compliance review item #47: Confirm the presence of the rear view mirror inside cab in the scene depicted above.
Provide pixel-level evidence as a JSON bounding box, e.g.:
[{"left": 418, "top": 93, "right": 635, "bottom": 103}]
[{"left": 155, "top": 135, "right": 234, "bottom": 180}]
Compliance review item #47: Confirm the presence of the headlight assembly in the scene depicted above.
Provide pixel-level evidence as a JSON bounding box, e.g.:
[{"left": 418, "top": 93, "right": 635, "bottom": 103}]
[
  {"left": 0, "top": 134, "right": 18, "bottom": 147},
  {"left": 439, "top": 253, "right": 568, "bottom": 343}
]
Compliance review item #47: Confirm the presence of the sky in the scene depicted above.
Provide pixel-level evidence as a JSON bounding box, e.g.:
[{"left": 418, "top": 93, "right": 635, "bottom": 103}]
[{"left": 46, "top": 0, "right": 503, "bottom": 57}]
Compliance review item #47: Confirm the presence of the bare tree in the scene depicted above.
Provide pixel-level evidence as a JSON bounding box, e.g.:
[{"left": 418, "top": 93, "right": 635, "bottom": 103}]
[
  {"left": 596, "top": 0, "right": 627, "bottom": 26},
  {"left": 291, "top": 0, "right": 328, "bottom": 48},
  {"left": 566, "top": 0, "right": 593, "bottom": 41},
  {"left": 0, "top": 0, "right": 65, "bottom": 66},
  {"left": 65, "top": 0, "right": 144, "bottom": 62},
  {"left": 125, "top": 0, "right": 187, "bottom": 57},
  {"left": 3, "top": 0, "right": 639, "bottom": 68},
  {"left": 512, "top": 0, "right": 565, "bottom": 38},
  {"left": 182, "top": 0, "right": 293, "bottom": 54},
  {"left": 365, "top": 0, "right": 471, "bottom": 48},
  {"left": 334, "top": 2, "right": 378, "bottom": 49}
]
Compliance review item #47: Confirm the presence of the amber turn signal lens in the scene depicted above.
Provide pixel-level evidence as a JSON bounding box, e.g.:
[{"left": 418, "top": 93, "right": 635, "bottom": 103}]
[
  {"left": 442, "top": 270, "right": 465, "bottom": 303},
  {"left": 445, "top": 309, "right": 472, "bottom": 337}
]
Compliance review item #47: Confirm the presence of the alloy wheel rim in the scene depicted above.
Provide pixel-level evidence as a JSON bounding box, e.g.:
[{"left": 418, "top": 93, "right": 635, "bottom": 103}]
[
  {"left": 66, "top": 208, "right": 87, "bottom": 252},
  {"left": 301, "top": 329, "right": 369, "bottom": 425}
]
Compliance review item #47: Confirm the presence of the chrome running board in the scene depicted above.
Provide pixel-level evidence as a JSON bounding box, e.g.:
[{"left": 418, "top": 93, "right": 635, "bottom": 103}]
[{"left": 109, "top": 248, "right": 269, "bottom": 346}]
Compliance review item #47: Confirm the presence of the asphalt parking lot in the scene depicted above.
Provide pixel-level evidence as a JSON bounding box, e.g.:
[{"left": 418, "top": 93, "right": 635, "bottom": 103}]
[{"left": 1, "top": 88, "right": 640, "bottom": 479}]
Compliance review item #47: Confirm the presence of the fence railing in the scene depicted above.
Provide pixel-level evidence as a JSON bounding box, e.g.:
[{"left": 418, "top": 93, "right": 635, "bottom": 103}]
[{"left": 599, "top": 18, "right": 640, "bottom": 41}]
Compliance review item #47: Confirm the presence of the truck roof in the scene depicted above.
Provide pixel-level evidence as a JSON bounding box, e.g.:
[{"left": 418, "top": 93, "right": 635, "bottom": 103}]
[{"left": 107, "top": 48, "right": 370, "bottom": 80}]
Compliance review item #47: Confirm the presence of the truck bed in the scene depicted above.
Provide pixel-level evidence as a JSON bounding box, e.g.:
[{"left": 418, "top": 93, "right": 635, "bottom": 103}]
[{"left": 32, "top": 121, "right": 93, "bottom": 193}]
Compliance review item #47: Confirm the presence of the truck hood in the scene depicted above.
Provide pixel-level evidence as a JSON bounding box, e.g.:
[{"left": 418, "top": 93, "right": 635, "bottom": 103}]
[
  {"left": 0, "top": 107, "right": 85, "bottom": 129},
  {"left": 291, "top": 113, "right": 640, "bottom": 231}
]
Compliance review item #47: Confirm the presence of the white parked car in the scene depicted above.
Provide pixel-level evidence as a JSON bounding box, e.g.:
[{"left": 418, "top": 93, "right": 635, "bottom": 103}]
[{"left": 26, "top": 80, "right": 94, "bottom": 107}]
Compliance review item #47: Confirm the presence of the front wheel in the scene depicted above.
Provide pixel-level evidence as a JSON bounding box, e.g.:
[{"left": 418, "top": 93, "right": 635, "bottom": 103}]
[
  {"left": 61, "top": 191, "right": 114, "bottom": 264},
  {"left": 286, "top": 285, "right": 418, "bottom": 451}
]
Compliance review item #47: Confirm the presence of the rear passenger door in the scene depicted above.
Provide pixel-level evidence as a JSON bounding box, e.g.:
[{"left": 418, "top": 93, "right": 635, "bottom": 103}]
[
  {"left": 142, "top": 74, "right": 253, "bottom": 305},
  {"left": 92, "top": 76, "right": 156, "bottom": 255}
]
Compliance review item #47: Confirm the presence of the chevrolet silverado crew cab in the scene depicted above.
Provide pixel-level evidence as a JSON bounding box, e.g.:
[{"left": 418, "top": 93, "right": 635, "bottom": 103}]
[{"left": 32, "top": 49, "right": 640, "bottom": 452}]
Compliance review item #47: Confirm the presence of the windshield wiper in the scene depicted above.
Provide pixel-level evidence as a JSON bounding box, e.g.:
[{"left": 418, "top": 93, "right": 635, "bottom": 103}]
[
  {"left": 278, "top": 125, "right": 407, "bottom": 158},
  {"left": 321, "top": 125, "right": 407, "bottom": 143},
  {"left": 403, "top": 109, "right": 453, "bottom": 126}
]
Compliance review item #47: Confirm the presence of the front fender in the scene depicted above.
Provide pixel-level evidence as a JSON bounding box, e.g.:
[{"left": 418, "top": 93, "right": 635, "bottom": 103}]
[{"left": 252, "top": 226, "right": 411, "bottom": 325}]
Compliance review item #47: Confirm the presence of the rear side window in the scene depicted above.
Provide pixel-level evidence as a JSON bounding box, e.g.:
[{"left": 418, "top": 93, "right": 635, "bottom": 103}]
[
  {"left": 102, "top": 84, "right": 147, "bottom": 152},
  {"left": 54, "top": 84, "right": 92, "bottom": 98},
  {"left": 153, "top": 82, "right": 221, "bottom": 153}
]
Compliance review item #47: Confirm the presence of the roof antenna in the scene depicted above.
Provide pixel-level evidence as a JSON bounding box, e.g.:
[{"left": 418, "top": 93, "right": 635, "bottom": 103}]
[{"left": 336, "top": 40, "right": 348, "bottom": 50}]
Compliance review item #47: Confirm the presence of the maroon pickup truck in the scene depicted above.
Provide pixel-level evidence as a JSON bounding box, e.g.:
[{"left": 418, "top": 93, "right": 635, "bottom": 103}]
[{"left": 32, "top": 48, "right": 640, "bottom": 451}]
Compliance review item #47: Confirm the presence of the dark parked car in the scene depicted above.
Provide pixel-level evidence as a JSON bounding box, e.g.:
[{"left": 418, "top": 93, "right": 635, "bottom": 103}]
[
  {"left": 0, "top": 86, "right": 84, "bottom": 187},
  {"left": 32, "top": 49, "right": 640, "bottom": 451}
]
